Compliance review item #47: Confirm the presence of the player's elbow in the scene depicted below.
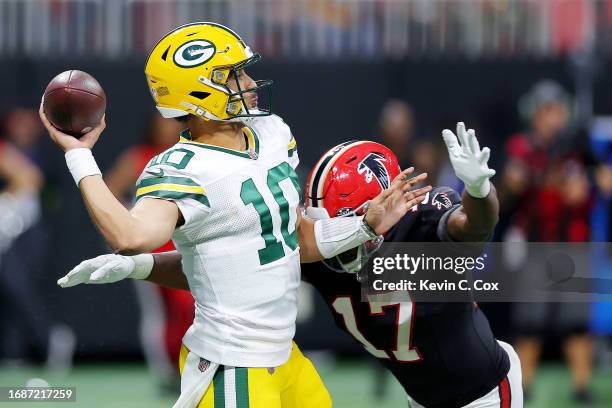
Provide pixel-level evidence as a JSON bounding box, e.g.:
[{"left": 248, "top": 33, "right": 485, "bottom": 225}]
[
  {"left": 109, "top": 235, "right": 149, "bottom": 256},
  {"left": 106, "top": 216, "right": 164, "bottom": 255}
]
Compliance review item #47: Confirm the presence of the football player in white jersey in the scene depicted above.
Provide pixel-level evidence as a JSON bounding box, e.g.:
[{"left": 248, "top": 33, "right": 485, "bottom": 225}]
[{"left": 39, "top": 22, "right": 431, "bottom": 408}]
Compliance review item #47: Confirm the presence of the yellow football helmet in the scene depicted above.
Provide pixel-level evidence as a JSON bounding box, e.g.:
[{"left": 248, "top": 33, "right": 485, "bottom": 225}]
[{"left": 145, "top": 22, "right": 272, "bottom": 122}]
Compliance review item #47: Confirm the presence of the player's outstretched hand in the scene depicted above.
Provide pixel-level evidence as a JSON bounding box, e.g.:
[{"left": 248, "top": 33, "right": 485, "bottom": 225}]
[
  {"left": 442, "top": 122, "right": 496, "bottom": 198},
  {"left": 58, "top": 254, "right": 136, "bottom": 288},
  {"left": 364, "top": 167, "right": 431, "bottom": 235},
  {"left": 39, "top": 100, "right": 105, "bottom": 152}
]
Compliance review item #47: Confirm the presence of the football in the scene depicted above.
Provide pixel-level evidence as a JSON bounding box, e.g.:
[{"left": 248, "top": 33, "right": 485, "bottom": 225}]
[{"left": 42, "top": 70, "right": 106, "bottom": 137}]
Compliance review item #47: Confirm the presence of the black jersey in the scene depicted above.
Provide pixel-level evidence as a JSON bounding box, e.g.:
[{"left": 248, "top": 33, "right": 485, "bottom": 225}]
[{"left": 302, "top": 186, "right": 510, "bottom": 408}]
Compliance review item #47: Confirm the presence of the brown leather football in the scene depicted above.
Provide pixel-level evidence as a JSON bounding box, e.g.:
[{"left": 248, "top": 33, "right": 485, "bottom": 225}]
[{"left": 43, "top": 70, "right": 106, "bottom": 137}]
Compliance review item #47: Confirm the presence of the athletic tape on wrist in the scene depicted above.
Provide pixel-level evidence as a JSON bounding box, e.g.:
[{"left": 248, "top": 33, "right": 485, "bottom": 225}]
[
  {"left": 314, "top": 215, "right": 381, "bottom": 259},
  {"left": 65, "top": 148, "right": 101, "bottom": 186}
]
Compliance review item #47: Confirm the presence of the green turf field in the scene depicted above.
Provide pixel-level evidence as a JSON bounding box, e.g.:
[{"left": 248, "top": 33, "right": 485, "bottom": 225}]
[{"left": 0, "top": 360, "right": 610, "bottom": 407}]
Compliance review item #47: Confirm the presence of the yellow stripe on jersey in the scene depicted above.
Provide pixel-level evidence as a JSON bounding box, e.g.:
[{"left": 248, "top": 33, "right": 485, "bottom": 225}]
[
  {"left": 287, "top": 137, "right": 296, "bottom": 150},
  {"left": 288, "top": 137, "right": 297, "bottom": 157},
  {"left": 136, "top": 183, "right": 205, "bottom": 197},
  {"left": 135, "top": 176, "right": 210, "bottom": 207}
]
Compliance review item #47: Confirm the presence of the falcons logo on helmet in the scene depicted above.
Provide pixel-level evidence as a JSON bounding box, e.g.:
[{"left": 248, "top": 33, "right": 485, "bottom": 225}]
[{"left": 357, "top": 153, "right": 391, "bottom": 189}]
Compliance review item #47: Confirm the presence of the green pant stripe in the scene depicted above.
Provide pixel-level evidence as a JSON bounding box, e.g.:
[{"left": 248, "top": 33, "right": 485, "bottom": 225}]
[
  {"left": 214, "top": 366, "right": 225, "bottom": 408},
  {"left": 235, "top": 368, "right": 249, "bottom": 408}
]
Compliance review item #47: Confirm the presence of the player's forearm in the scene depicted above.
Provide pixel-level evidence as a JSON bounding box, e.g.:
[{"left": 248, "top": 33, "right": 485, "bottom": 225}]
[
  {"left": 298, "top": 217, "right": 324, "bottom": 263},
  {"left": 146, "top": 251, "right": 189, "bottom": 290},
  {"left": 448, "top": 184, "right": 499, "bottom": 241},
  {"left": 441, "top": 123, "right": 499, "bottom": 241},
  {"left": 298, "top": 212, "right": 389, "bottom": 264},
  {"left": 79, "top": 175, "right": 151, "bottom": 253}
]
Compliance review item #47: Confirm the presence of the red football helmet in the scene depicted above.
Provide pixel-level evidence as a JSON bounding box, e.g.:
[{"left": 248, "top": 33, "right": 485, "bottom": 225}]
[{"left": 305, "top": 140, "right": 401, "bottom": 273}]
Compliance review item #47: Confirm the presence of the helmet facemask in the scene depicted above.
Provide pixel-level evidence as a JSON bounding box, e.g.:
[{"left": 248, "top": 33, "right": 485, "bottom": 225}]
[{"left": 211, "top": 53, "right": 273, "bottom": 121}]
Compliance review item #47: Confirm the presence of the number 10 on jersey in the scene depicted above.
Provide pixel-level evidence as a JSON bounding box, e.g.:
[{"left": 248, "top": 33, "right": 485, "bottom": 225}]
[{"left": 240, "top": 162, "right": 301, "bottom": 265}]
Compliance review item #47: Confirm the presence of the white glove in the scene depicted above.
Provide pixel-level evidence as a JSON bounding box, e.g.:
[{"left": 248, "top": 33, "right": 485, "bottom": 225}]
[
  {"left": 442, "top": 122, "right": 496, "bottom": 198},
  {"left": 57, "top": 253, "right": 154, "bottom": 288}
]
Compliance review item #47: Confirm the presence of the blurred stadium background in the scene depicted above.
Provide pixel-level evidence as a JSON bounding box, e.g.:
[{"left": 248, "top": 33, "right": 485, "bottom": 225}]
[{"left": 1, "top": 0, "right": 612, "bottom": 407}]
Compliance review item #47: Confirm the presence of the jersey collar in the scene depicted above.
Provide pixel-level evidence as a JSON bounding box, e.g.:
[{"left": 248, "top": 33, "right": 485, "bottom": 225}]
[{"left": 178, "top": 127, "right": 260, "bottom": 160}]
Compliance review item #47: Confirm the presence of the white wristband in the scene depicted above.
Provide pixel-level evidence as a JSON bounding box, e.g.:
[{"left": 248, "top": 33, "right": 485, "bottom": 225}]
[
  {"left": 465, "top": 179, "right": 491, "bottom": 199},
  {"left": 65, "top": 148, "right": 101, "bottom": 186},
  {"left": 314, "top": 215, "right": 382, "bottom": 259},
  {"left": 129, "top": 253, "right": 154, "bottom": 280}
]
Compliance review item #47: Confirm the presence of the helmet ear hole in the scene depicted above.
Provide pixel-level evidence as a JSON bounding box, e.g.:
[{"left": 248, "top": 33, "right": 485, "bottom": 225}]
[
  {"left": 189, "top": 91, "right": 211, "bottom": 100},
  {"left": 161, "top": 46, "right": 170, "bottom": 61}
]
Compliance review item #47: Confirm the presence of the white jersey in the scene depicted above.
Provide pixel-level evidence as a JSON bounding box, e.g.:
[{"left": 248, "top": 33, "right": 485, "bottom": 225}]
[{"left": 135, "top": 115, "right": 301, "bottom": 367}]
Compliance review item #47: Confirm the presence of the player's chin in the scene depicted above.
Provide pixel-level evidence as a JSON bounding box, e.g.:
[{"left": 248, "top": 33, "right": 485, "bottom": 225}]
[{"left": 245, "top": 95, "right": 258, "bottom": 110}]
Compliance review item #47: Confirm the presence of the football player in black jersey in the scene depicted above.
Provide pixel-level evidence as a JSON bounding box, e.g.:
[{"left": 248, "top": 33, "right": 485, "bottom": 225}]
[
  {"left": 300, "top": 123, "right": 522, "bottom": 407},
  {"left": 61, "top": 122, "right": 522, "bottom": 407}
]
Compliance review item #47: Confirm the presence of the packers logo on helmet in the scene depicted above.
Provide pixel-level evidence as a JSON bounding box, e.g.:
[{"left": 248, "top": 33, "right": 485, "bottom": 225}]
[
  {"left": 145, "top": 22, "right": 273, "bottom": 122},
  {"left": 173, "top": 40, "right": 216, "bottom": 68}
]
